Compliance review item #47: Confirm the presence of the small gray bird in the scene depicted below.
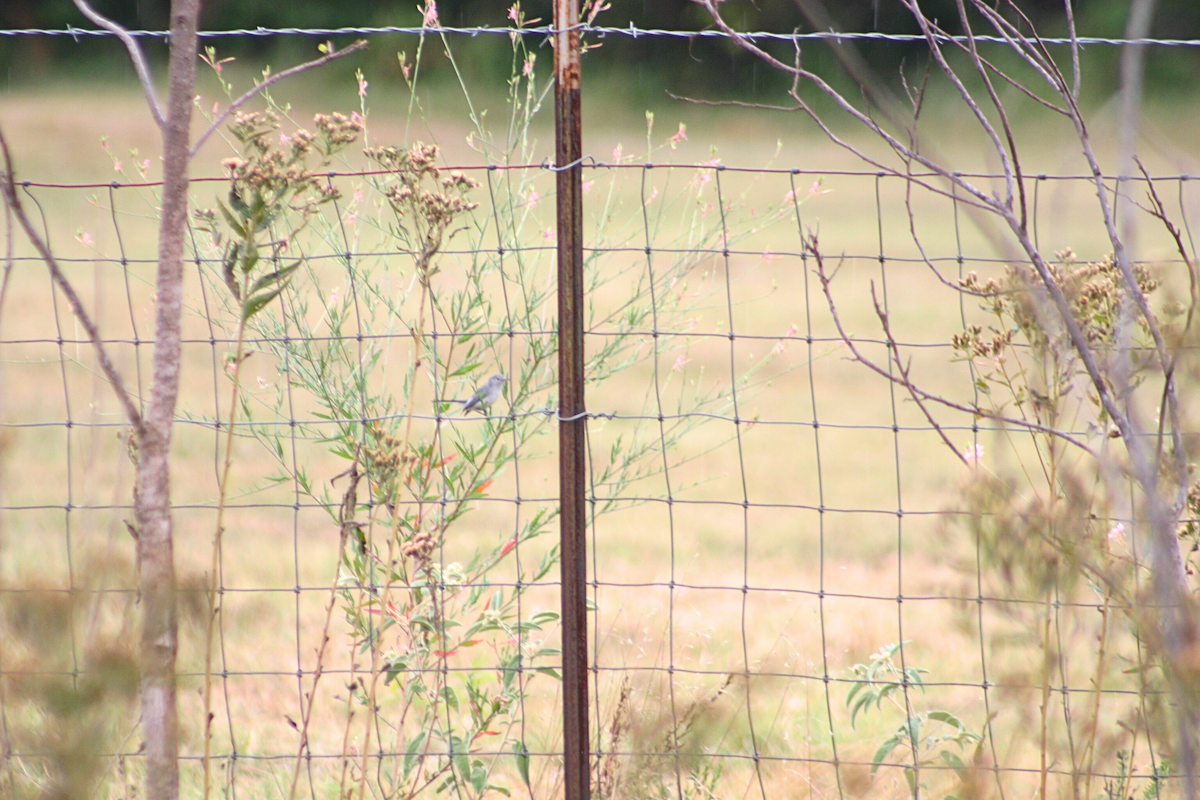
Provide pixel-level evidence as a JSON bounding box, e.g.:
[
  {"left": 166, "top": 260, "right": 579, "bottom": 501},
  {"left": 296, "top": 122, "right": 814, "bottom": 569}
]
[{"left": 460, "top": 373, "right": 507, "bottom": 415}]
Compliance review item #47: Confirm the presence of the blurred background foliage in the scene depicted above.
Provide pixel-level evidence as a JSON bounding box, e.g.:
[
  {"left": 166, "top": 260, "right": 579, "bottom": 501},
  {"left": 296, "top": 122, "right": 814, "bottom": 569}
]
[{"left": 2, "top": 0, "right": 1198, "bottom": 104}]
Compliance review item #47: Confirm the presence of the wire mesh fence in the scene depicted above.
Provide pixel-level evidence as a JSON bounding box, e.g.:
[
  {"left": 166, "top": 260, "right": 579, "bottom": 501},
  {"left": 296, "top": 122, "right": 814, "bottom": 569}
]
[{"left": 2, "top": 17, "right": 1200, "bottom": 800}]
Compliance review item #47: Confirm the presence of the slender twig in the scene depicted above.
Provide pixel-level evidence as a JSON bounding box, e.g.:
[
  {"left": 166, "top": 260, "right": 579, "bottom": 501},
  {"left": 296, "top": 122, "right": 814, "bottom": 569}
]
[
  {"left": 190, "top": 40, "right": 369, "bottom": 159},
  {"left": 1064, "top": 0, "right": 1082, "bottom": 99},
  {"left": 72, "top": 0, "right": 165, "bottom": 128},
  {"left": 202, "top": 301, "right": 252, "bottom": 800},
  {"left": 287, "top": 462, "right": 360, "bottom": 800},
  {"left": 663, "top": 92, "right": 801, "bottom": 113},
  {"left": 903, "top": 0, "right": 1016, "bottom": 211},
  {"left": 868, "top": 282, "right": 969, "bottom": 466},
  {"left": 953, "top": 0, "right": 1026, "bottom": 229},
  {"left": 808, "top": 236, "right": 1098, "bottom": 459},
  {"left": 0, "top": 185, "right": 12, "bottom": 318},
  {"left": 0, "top": 127, "right": 143, "bottom": 430},
  {"left": 696, "top": 0, "right": 999, "bottom": 212},
  {"left": 1136, "top": 158, "right": 1198, "bottom": 340}
]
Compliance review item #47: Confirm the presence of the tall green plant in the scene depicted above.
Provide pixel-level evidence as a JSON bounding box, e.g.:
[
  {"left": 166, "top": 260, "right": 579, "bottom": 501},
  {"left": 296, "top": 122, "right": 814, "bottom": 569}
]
[{"left": 186, "top": 17, "right": 799, "bottom": 798}]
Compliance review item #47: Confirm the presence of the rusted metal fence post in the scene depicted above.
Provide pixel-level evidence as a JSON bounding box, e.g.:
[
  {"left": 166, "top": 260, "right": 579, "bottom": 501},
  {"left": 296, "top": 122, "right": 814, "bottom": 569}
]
[{"left": 554, "top": 1, "right": 589, "bottom": 799}]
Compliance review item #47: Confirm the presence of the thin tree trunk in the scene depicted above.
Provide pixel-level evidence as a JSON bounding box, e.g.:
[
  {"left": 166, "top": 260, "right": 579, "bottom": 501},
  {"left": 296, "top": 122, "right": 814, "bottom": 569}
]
[{"left": 136, "top": 2, "right": 199, "bottom": 798}]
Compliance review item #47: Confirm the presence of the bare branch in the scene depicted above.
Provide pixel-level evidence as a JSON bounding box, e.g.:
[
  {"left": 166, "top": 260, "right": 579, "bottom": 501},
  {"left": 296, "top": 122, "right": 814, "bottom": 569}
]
[
  {"left": 869, "top": 281, "right": 970, "bottom": 466},
  {"left": 953, "top": 0, "right": 1026, "bottom": 229},
  {"left": 1135, "top": 159, "right": 1199, "bottom": 342},
  {"left": 900, "top": 0, "right": 1016, "bottom": 212},
  {"left": 808, "top": 234, "right": 1099, "bottom": 459},
  {"left": 0, "top": 126, "right": 143, "bottom": 430},
  {"left": 190, "top": 39, "right": 369, "bottom": 159},
  {"left": 697, "top": 0, "right": 1000, "bottom": 212},
  {"left": 0, "top": 185, "right": 11, "bottom": 318},
  {"left": 72, "top": 0, "right": 165, "bottom": 129},
  {"left": 1063, "top": 0, "right": 1082, "bottom": 99}
]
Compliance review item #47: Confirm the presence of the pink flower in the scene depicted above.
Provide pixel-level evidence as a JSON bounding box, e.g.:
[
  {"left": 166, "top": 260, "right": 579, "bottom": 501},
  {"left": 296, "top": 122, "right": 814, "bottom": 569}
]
[
  {"left": 669, "top": 123, "right": 687, "bottom": 148},
  {"left": 508, "top": 3, "right": 520, "bottom": 23},
  {"left": 542, "top": 228, "right": 556, "bottom": 242},
  {"left": 582, "top": 180, "right": 595, "bottom": 194},
  {"left": 525, "top": 190, "right": 540, "bottom": 210},
  {"left": 113, "top": 160, "right": 123, "bottom": 173},
  {"left": 685, "top": 318, "right": 697, "bottom": 331},
  {"left": 522, "top": 58, "right": 534, "bottom": 76},
  {"left": 671, "top": 354, "right": 691, "bottom": 372},
  {"left": 647, "top": 186, "right": 658, "bottom": 201},
  {"left": 771, "top": 325, "right": 798, "bottom": 355},
  {"left": 584, "top": 0, "right": 611, "bottom": 24},
  {"left": 77, "top": 232, "right": 94, "bottom": 247},
  {"left": 961, "top": 443, "right": 984, "bottom": 466},
  {"left": 358, "top": 76, "right": 368, "bottom": 97},
  {"left": 420, "top": 1, "right": 439, "bottom": 28},
  {"left": 761, "top": 250, "right": 777, "bottom": 262},
  {"left": 351, "top": 111, "right": 364, "bottom": 126},
  {"left": 612, "top": 144, "right": 623, "bottom": 162}
]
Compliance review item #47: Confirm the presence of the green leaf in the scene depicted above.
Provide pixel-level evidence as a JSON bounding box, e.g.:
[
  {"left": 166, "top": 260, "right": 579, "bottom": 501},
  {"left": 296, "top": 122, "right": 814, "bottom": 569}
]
[
  {"left": 241, "top": 242, "right": 259, "bottom": 273},
  {"left": 928, "top": 710, "right": 965, "bottom": 731},
  {"left": 940, "top": 750, "right": 967, "bottom": 778},
  {"left": 242, "top": 283, "right": 288, "bottom": 322},
  {"left": 248, "top": 260, "right": 302, "bottom": 295},
  {"left": 536, "top": 667, "right": 562, "bottom": 680},
  {"left": 228, "top": 187, "right": 252, "bottom": 219},
  {"left": 470, "top": 762, "right": 488, "bottom": 794},
  {"left": 403, "top": 731, "right": 427, "bottom": 778},
  {"left": 512, "top": 740, "right": 532, "bottom": 789},
  {"left": 870, "top": 735, "right": 901, "bottom": 776},
  {"left": 222, "top": 243, "right": 241, "bottom": 298},
  {"left": 216, "top": 198, "right": 247, "bottom": 238},
  {"left": 453, "top": 752, "right": 470, "bottom": 787}
]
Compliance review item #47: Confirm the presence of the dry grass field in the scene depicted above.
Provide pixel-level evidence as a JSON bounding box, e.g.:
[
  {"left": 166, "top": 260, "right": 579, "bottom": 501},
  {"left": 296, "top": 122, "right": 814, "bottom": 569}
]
[{"left": 3, "top": 59, "right": 1200, "bottom": 800}]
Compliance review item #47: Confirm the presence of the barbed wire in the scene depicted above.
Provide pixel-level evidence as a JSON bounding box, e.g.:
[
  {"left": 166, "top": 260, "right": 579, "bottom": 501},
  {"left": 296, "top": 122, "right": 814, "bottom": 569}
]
[{"left": 1, "top": 23, "right": 1199, "bottom": 48}]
